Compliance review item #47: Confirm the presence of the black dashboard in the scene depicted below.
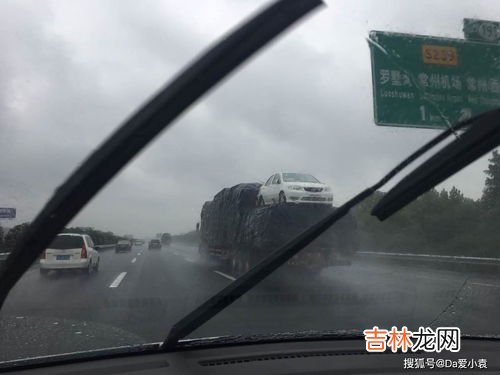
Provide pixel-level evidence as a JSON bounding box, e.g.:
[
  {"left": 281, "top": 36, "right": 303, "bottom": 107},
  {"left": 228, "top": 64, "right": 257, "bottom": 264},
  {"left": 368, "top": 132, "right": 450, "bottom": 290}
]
[{"left": 2, "top": 338, "right": 498, "bottom": 374}]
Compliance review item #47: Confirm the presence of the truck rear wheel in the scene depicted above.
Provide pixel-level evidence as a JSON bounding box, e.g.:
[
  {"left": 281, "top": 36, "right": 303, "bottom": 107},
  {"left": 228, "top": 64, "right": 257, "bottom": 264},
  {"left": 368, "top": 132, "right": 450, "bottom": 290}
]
[
  {"left": 230, "top": 251, "right": 251, "bottom": 278},
  {"left": 241, "top": 252, "right": 251, "bottom": 275},
  {"left": 231, "top": 255, "right": 239, "bottom": 277}
]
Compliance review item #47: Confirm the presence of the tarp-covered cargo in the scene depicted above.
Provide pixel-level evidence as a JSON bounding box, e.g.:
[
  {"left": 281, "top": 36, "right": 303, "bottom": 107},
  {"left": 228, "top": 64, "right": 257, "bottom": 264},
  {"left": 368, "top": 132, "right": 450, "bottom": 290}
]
[
  {"left": 200, "top": 183, "right": 359, "bottom": 257},
  {"left": 200, "top": 183, "right": 261, "bottom": 250},
  {"left": 238, "top": 204, "right": 358, "bottom": 256}
]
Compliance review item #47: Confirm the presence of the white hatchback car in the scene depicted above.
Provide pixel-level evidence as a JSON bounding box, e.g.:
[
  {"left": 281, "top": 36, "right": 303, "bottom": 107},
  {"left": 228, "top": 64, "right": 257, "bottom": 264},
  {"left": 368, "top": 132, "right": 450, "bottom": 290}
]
[
  {"left": 40, "top": 233, "right": 100, "bottom": 276},
  {"left": 257, "top": 172, "right": 333, "bottom": 205}
]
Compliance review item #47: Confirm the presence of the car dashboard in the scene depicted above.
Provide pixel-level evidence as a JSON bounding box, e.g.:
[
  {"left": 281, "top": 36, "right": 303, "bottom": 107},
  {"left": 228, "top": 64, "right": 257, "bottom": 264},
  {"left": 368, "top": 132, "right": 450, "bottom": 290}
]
[{"left": 1, "top": 338, "right": 499, "bottom": 375}]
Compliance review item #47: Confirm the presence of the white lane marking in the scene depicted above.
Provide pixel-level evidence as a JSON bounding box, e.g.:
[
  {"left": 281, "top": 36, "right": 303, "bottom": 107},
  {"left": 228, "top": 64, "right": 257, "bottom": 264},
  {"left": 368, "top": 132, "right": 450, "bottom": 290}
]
[
  {"left": 471, "top": 282, "right": 500, "bottom": 289},
  {"left": 138, "top": 252, "right": 142, "bottom": 256},
  {"left": 109, "top": 272, "right": 127, "bottom": 288},
  {"left": 131, "top": 257, "right": 137, "bottom": 263},
  {"left": 214, "top": 270, "right": 236, "bottom": 281}
]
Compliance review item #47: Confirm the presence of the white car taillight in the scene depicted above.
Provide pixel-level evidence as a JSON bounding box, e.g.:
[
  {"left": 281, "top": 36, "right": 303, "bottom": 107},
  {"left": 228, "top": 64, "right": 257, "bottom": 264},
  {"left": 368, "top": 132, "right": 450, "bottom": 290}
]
[{"left": 81, "top": 243, "right": 88, "bottom": 258}]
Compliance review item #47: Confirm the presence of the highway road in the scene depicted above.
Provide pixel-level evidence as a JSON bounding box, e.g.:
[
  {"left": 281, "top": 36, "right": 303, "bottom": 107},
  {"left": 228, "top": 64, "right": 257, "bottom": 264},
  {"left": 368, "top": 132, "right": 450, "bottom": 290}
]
[{"left": 1, "top": 242, "right": 500, "bottom": 362}]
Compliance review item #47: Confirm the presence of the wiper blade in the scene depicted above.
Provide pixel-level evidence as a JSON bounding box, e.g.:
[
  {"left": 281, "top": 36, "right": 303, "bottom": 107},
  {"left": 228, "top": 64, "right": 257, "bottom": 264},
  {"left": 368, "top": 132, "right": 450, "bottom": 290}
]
[
  {"left": 0, "top": 0, "right": 324, "bottom": 309},
  {"left": 372, "top": 109, "right": 500, "bottom": 220},
  {"left": 177, "top": 330, "right": 364, "bottom": 350}
]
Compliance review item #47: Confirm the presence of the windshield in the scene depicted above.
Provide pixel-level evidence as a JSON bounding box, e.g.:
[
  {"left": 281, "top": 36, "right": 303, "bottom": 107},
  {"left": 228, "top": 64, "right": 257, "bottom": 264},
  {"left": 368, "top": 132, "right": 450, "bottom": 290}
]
[
  {"left": 282, "top": 173, "right": 320, "bottom": 183},
  {"left": 1, "top": 0, "right": 500, "bottom": 365}
]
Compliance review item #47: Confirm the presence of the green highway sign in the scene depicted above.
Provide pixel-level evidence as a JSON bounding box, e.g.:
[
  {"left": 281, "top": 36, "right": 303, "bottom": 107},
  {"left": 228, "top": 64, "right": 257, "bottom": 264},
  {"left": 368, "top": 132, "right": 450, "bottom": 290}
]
[
  {"left": 369, "top": 30, "right": 500, "bottom": 129},
  {"left": 463, "top": 18, "right": 500, "bottom": 43}
]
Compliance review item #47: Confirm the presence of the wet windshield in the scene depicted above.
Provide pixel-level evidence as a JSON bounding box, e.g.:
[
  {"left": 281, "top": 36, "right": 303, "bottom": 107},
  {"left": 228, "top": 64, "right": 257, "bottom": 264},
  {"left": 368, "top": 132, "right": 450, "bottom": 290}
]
[{"left": 1, "top": 0, "right": 500, "bottom": 364}]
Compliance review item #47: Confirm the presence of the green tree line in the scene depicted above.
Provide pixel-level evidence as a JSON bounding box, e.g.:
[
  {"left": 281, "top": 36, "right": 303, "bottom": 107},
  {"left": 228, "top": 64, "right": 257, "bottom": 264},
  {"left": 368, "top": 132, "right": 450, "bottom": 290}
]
[
  {"left": 355, "top": 150, "right": 500, "bottom": 257},
  {"left": 62, "top": 227, "right": 121, "bottom": 246}
]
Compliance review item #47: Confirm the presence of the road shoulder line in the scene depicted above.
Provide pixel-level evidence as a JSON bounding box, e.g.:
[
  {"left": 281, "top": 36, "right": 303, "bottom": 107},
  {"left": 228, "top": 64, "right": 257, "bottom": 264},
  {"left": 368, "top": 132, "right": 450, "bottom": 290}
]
[{"left": 214, "top": 270, "right": 236, "bottom": 281}]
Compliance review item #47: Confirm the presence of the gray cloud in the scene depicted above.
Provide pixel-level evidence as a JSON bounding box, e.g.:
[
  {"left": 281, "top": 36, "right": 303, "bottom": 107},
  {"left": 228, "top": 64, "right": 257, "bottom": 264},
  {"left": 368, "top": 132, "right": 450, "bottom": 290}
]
[{"left": 1, "top": 0, "right": 498, "bottom": 237}]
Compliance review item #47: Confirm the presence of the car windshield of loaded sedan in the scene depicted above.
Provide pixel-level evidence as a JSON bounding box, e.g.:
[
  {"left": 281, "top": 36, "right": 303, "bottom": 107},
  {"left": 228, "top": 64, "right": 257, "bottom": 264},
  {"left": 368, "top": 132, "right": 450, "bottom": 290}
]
[{"left": 282, "top": 173, "right": 321, "bottom": 183}]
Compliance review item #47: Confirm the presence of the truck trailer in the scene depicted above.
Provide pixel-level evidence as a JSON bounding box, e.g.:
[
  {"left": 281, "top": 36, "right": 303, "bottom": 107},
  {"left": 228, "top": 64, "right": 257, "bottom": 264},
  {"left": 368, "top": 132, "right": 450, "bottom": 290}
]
[{"left": 198, "top": 183, "right": 359, "bottom": 278}]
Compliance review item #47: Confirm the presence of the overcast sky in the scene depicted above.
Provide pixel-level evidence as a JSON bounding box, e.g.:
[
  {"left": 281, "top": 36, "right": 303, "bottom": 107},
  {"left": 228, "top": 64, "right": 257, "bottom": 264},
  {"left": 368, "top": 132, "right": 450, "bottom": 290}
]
[{"left": 1, "top": 0, "right": 499, "bottom": 237}]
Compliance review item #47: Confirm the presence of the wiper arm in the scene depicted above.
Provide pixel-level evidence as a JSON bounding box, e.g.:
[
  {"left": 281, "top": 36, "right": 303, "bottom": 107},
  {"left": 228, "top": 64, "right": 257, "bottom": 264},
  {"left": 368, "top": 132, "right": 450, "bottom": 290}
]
[
  {"left": 372, "top": 109, "right": 500, "bottom": 220},
  {"left": 0, "top": 0, "right": 324, "bottom": 309},
  {"left": 161, "top": 110, "right": 480, "bottom": 351}
]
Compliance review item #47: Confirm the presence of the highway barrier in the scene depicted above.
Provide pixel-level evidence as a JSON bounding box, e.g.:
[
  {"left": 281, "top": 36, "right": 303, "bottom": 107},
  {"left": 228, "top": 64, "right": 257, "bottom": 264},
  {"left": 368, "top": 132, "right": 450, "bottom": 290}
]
[
  {"left": 95, "top": 244, "right": 116, "bottom": 251},
  {"left": 356, "top": 250, "right": 500, "bottom": 273}
]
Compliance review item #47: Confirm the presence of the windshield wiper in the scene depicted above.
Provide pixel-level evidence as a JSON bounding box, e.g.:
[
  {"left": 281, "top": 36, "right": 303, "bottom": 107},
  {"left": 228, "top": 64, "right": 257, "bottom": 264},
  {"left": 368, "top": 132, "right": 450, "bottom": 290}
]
[
  {"left": 161, "top": 113, "right": 488, "bottom": 350},
  {"left": 0, "top": 0, "right": 325, "bottom": 310}
]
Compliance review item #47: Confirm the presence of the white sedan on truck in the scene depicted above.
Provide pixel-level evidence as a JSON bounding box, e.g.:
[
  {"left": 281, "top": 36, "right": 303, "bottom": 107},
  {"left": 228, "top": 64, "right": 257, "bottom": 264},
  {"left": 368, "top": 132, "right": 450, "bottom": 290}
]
[
  {"left": 257, "top": 172, "right": 333, "bottom": 205},
  {"left": 39, "top": 233, "right": 100, "bottom": 276}
]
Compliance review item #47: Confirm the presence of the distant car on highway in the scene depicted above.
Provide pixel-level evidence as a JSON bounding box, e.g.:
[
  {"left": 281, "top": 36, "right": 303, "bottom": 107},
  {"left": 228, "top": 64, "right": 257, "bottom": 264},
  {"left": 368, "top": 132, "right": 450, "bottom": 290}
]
[
  {"left": 40, "top": 233, "right": 100, "bottom": 276},
  {"left": 257, "top": 172, "right": 333, "bottom": 206},
  {"left": 148, "top": 239, "right": 161, "bottom": 250},
  {"left": 134, "top": 239, "right": 144, "bottom": 246},
  {"left": 115, "top": 239, "right": 132, "bottom": 253}
]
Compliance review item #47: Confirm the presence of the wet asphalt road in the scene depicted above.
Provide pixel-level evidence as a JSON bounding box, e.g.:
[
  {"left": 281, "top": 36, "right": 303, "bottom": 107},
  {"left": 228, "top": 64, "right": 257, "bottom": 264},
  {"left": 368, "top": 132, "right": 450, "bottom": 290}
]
[{"left": 1, "top": 242, "right": 499, "bottom": 362}]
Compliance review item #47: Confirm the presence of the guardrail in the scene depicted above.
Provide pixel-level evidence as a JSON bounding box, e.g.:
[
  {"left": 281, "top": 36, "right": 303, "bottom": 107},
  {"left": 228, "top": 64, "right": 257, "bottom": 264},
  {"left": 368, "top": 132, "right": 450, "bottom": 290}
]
[
  {"left": 0, "top": 244, "right": 116, "bottom": 262},
  {"left": 0, "top": 244, "right": 118, "bottom": 271},
  {"left": 357, "top": 251, "right": 500, "bottom": 265},
  {"left": 356, "top": 251, "right": 500, "bottom": 274},
  {"left": 96, "top": 244, "right": 116, "bottom": 251}
]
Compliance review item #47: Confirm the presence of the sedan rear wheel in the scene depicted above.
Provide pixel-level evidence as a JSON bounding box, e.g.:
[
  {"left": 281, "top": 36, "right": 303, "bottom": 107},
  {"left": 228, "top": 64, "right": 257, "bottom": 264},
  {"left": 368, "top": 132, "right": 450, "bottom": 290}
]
[
  {"left": 84, "top": 262, "right": 93, "bottom": 276},
  {"left": 257, "top": 196, "right": 265, "bottom": 207}
]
